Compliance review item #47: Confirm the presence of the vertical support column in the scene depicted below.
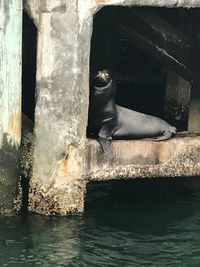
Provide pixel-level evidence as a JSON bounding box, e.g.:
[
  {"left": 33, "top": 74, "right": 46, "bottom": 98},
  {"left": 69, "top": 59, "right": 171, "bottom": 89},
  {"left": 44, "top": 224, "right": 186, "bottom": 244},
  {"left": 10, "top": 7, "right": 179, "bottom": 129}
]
[
  {"left": 0, "top": 0, "right": 22, "bottom": 212},
  {"left": 164, "top": 70, "right": 191, "bottom": 131},
  {"left": 29, "top": 0, "right": 88, "bottom": 215},
  {"left": 188, "top": 9, "right": 200, "bottom": 133}
]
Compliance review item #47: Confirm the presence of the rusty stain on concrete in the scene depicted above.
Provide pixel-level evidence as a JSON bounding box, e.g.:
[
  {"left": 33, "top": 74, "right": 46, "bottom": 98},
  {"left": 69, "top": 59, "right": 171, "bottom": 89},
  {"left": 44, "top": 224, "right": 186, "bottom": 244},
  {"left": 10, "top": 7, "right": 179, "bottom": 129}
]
[
  {"left": 60, "top": 157, "right": 68, "bottom": 175},
  {"left": 7, "top": 108, "right": 21, "bottom": 142}
]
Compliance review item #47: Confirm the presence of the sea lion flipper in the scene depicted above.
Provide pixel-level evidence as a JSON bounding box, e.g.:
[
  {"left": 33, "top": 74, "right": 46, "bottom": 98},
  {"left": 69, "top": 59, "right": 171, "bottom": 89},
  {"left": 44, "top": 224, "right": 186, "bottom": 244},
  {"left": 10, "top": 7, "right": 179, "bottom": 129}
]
[
  {"left": 98, "top": 119, "right": 116, "bottom": 153},
  {"left": 153, "top": 131, "right": 173, "bottom": 141},
  {"left": 143, "top": 131, "right": 172, "bottom": 141},
  {"left": 98, "top": 136, "right": 112, "bottom": 153}
]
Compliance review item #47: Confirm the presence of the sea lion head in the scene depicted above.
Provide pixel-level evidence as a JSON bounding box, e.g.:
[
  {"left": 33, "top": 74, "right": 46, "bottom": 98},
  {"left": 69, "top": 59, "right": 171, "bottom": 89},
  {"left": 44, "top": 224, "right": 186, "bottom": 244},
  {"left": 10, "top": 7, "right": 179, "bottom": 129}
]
[{"left": 93, "top": 70, "right": 111, "bottom": 87}]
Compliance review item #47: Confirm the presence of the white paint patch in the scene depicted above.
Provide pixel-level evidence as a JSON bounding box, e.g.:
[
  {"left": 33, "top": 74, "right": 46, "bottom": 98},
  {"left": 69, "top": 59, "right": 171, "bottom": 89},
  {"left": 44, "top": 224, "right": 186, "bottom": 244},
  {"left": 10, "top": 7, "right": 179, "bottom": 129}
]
[
  {"left": 0, "top": 0, "right": 22, "bottom": 147},
  {"left": 37, "top": 14, "right": 55, "bottom": 80}
]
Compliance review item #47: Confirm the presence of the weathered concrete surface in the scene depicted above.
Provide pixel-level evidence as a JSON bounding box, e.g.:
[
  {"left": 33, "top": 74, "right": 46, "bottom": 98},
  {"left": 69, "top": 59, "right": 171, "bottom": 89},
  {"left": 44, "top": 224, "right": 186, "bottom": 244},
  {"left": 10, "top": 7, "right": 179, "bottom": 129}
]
[
  {"left": 24, "top": 0, "right": 200, "bottom": 215},
  {"left": 24, "top": 0, "right": 39, "bottom": 27},
  {"left": 164, "top": 71, "right": 191, "bottom": 131},
  {"left": 188, "top": 9, "right": 200, "bottom": 133},
  {"left": 0, "top": 0, "right": 22, "bottom": 213},
  {"left": 17, "top": 114, "right": 34, "bottom": 212},
  {"left": 29, "top": 180, "right": 86, "bottom": 215},
  {"left": 189, "top": 100, "right": 200, "bottom": 132},
  {"left": 0, "top": 136, "right": 19, "bottom": 213},
  {"left": 83, "top": 136, "right": 200, "bottom": 180},
  {"left": 24, "top": 0, "right": 88, "bottom": 214}
]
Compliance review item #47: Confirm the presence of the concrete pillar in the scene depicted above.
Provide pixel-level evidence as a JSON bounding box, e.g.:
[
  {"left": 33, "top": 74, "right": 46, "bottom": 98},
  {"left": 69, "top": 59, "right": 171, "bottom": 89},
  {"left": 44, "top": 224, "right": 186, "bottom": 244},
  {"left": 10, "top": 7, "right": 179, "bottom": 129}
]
[
  {"left": 164, "top": 70, "right": 191, "bottom": 131},
  {"left": 26, "top": 0, "right": 88, "bottom": 215},
  {"left": 188, "top": 9, "right": 200, "bottom": 133},
  {"left": 0, "top": 0, "right": 22, "bottom": 212}
]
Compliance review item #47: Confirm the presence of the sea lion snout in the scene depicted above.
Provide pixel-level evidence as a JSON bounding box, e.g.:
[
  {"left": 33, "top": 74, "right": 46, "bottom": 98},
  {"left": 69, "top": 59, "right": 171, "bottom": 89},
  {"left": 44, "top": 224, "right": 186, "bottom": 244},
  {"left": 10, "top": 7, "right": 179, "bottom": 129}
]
[{"left": 93, "top": 70, "right": 111, "bottom": 87}]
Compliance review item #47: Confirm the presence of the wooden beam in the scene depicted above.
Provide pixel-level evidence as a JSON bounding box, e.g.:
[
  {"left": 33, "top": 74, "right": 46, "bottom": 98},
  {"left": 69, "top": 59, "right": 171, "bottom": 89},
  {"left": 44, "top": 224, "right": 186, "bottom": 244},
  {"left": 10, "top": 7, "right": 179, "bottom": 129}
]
[{"left": 107, "top": 7, "right": 191, "bottom": 81}]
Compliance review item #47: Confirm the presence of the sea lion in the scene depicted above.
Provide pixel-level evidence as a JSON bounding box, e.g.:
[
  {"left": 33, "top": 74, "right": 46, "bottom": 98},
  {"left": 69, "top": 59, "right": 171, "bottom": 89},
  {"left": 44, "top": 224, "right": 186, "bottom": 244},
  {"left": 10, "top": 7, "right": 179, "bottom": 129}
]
[
  {"left": 88, "top": 70, "right": 177, "bottom": 153},
  {"left": 113, "top": 105, "right": 177, "bottom": 141},
  {"left": 87, "top": 70, "right": 119, "bottom": 152}
]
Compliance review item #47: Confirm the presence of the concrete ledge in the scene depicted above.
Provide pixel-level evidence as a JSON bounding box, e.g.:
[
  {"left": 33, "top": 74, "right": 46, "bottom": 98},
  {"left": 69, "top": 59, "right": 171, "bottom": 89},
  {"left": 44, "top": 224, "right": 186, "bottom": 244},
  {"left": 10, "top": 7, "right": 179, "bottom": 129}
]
[
  {"left": 28, "top": 134, "right": 200, "bottom": 215},
  {"left": 82, "top": 135, "right": 200, "bottom": 180}
]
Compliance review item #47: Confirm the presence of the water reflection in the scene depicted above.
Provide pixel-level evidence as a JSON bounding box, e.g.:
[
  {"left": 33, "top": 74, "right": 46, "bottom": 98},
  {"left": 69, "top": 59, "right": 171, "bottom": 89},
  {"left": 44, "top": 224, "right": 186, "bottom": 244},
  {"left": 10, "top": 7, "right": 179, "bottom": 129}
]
[
  {"left": 83, "top": 178, "right": 200, "bottom": 267},
  {"left": 1, "top": 178, "right": 200, "bottom": 266},
  {"left": 0, "top": 215, "right": 83, "bottom": 266}
]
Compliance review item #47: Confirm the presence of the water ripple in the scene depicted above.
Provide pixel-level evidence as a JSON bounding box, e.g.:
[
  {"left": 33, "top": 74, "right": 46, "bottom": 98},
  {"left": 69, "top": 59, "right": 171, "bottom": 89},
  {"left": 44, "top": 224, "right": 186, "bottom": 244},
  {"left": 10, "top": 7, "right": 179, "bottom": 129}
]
[{"left": 1, "top": 178, "right": 200, "bottom": 266}]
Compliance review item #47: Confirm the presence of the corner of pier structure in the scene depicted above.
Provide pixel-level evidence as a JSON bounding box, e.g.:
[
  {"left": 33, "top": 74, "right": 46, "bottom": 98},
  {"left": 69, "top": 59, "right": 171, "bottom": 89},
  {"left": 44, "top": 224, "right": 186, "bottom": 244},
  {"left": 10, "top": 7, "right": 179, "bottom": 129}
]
[{"left": 25, "top": 0, "right": 200, "bottom": 215}]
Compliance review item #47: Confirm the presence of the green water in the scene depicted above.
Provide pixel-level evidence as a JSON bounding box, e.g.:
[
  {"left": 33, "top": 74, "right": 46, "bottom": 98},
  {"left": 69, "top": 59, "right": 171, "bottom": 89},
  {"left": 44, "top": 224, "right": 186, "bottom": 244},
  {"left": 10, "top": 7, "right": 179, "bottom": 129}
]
[{"left": 1, "top": 178, "right": 200, "bottom": 267}]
